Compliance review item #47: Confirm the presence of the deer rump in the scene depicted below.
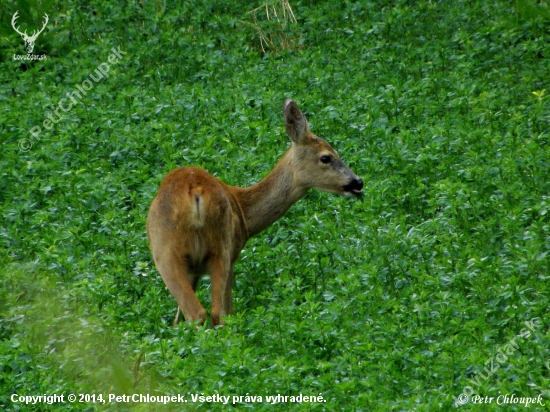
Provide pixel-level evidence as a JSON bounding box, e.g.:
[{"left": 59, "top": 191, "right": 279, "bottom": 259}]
[{"left": 148, "top": 167, "right": 246, "bottom": 276}]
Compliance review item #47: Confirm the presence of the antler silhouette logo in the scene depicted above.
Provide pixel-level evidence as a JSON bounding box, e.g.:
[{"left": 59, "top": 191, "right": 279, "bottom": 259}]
[{"left": 11, "top": 11, "right": 49, "bottom": 54}]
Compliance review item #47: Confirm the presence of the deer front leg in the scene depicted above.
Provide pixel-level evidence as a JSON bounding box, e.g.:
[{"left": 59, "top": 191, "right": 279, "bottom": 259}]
[
  {"left": 222, "top": 267, "right": 234, "bottom": 317},
  {"left": 173, "top": 307, "right": 181, "bottom": 327},
  {"left": 209, "top": 256, "right": 233, "bottom": 327}
]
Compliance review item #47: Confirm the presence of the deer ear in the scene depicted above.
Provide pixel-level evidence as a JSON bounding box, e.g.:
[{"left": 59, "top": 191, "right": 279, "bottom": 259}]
[{"left": 283, "top": 99, "right": 309, "bottom": 144}]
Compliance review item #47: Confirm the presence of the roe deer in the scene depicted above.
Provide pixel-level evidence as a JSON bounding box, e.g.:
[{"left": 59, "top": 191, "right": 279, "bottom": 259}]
[{"left": 147, "top": 99, "right": 363, "bottom": 327}]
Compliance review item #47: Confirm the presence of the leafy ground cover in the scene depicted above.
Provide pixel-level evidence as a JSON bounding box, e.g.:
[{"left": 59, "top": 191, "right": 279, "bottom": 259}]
[{"left": 1, "top": 0, "right": 549, "bottom": 410}]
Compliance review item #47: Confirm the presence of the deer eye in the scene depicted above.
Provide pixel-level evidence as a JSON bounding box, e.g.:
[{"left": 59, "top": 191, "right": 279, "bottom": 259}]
[{"left": 320, "top": 155, "right": 332, "bottom": 164}]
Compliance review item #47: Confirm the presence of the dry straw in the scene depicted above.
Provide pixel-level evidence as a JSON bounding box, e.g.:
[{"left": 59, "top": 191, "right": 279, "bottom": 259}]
[{"left": 241, "top": 0, "right": 299, "bottom": 52}]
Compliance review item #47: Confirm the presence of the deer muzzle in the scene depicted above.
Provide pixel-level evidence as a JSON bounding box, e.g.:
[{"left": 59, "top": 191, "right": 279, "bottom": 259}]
[{"left": 343, "top": 178, "right": 363, "bottom": 196}]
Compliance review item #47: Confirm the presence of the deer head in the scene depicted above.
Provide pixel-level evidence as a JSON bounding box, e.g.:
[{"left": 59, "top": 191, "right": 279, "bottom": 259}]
[{"left": 12, "top": 11, "right": 49, "bottom": 54}]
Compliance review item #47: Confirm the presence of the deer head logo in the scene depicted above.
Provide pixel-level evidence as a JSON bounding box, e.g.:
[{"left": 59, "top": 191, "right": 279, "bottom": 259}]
[{"left": 11, "top": 11, "right": 49, "bottom": 54}]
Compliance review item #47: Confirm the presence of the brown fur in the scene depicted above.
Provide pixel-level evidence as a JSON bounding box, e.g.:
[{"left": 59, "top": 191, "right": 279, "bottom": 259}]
[{"left": 146, "top": 99, "right": 361, "bottom": 327}]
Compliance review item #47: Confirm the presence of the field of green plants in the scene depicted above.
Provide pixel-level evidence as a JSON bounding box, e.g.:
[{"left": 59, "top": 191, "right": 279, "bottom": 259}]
[{"left": 1, "top": 0, "right": 549, "bottom": 410}]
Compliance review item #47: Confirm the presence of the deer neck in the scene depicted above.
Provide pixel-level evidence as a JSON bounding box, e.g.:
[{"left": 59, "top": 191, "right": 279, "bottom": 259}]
[{"left": 233, "top": 149, "right": 308, "bottom": 238}]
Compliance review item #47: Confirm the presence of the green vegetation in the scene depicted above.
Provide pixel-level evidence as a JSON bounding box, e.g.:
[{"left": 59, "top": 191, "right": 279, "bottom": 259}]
[{"left": 1, "top": 0, "right": 549, "bottom": 410}]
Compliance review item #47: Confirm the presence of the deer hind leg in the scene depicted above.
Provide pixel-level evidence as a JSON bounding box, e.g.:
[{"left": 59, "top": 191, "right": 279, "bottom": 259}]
[
  {"left": 154, "top": 251, "right": 207, "bottom": 326},
  {"left": 208, "top": 255, "right": 233, "bottom": 327},
  {"left": 173, "top": 273, "right": 201, "bottom": 326}
]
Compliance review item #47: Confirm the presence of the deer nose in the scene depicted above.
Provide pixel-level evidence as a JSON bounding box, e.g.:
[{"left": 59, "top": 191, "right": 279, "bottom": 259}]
[{"left": 344, "top": 178, "right": 363, "bottom": 195}]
